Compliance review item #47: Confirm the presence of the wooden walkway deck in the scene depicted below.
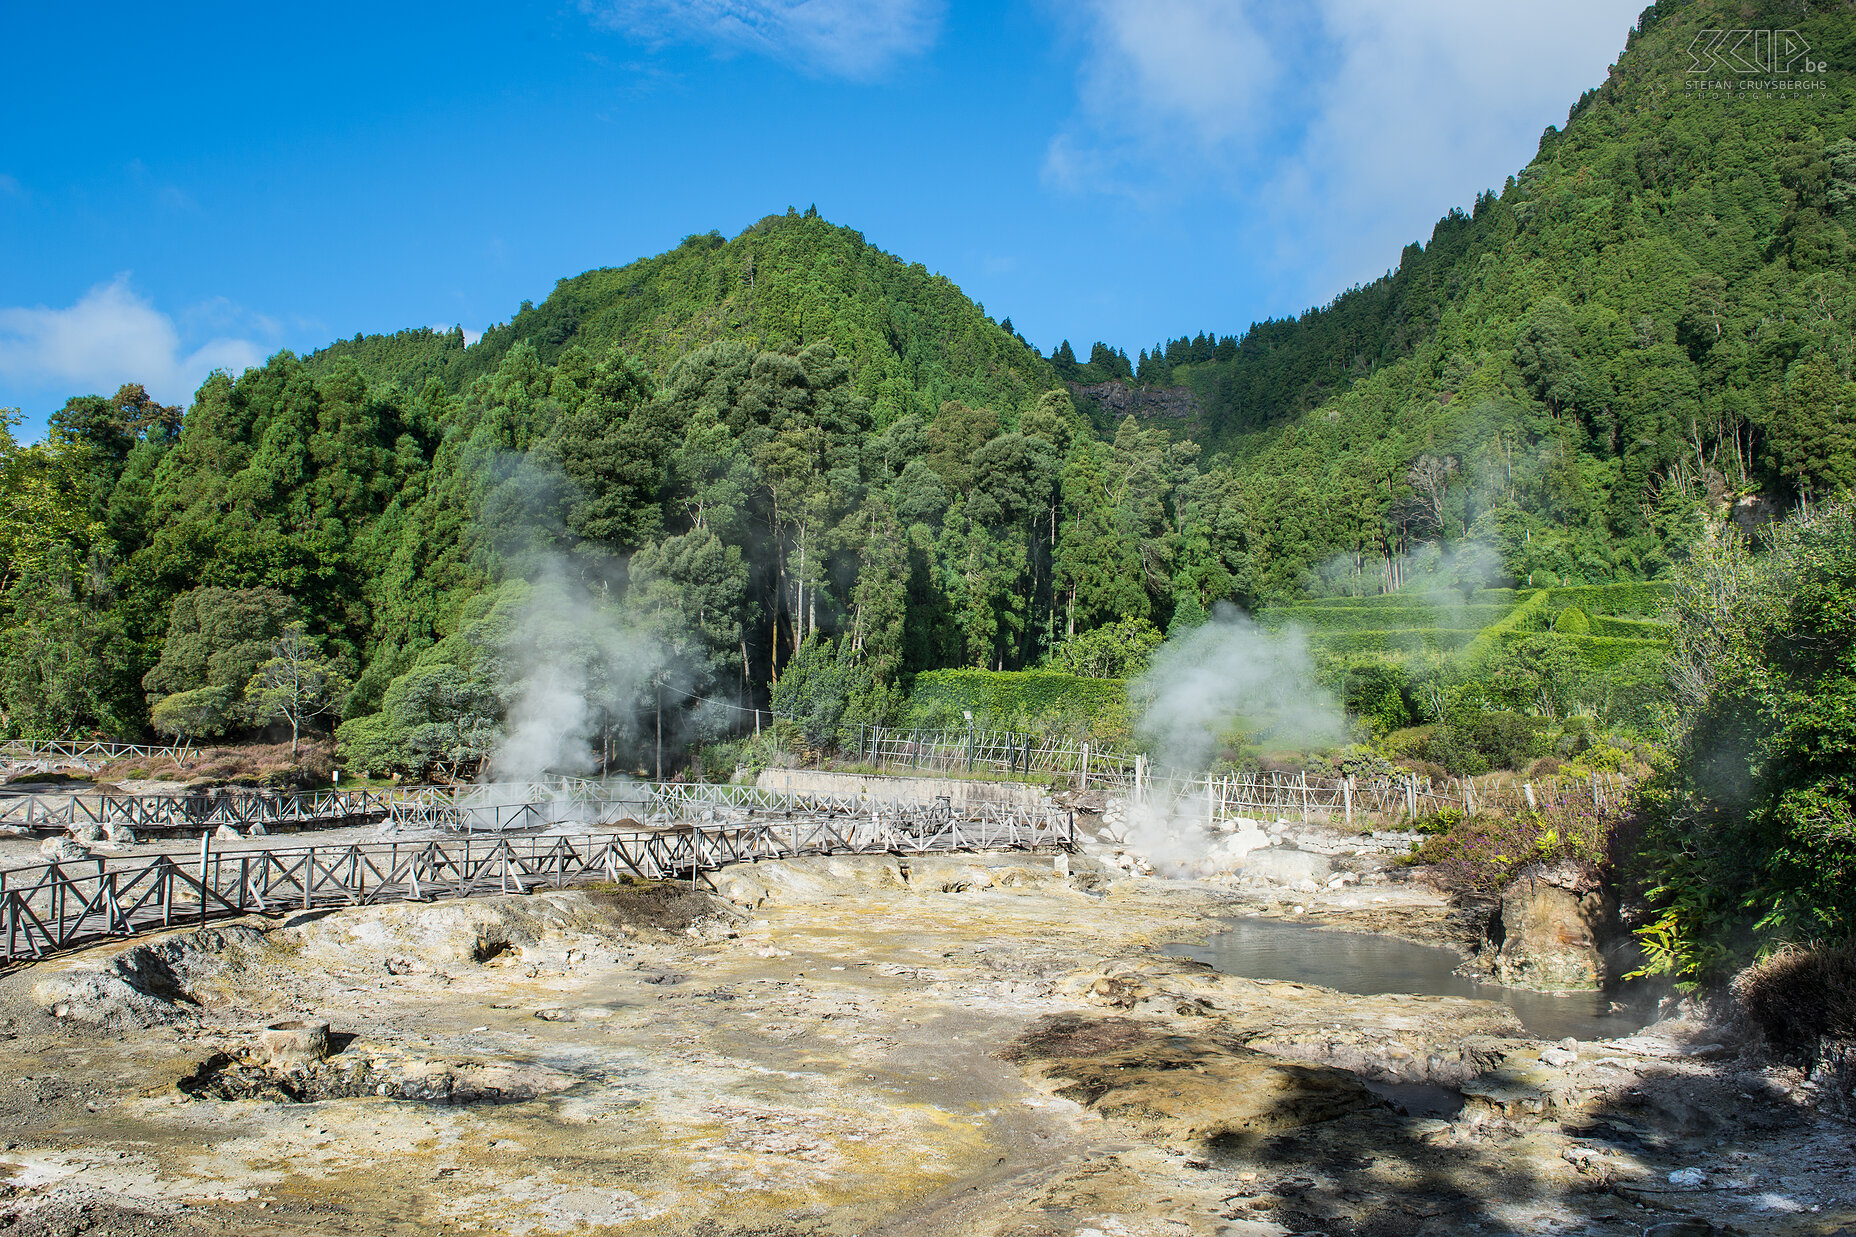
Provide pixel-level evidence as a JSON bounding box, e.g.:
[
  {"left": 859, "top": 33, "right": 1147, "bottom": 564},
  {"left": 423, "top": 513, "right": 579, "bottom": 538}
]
[{"left": 1, "top": 804, "right": 1072, "bottom": 963}]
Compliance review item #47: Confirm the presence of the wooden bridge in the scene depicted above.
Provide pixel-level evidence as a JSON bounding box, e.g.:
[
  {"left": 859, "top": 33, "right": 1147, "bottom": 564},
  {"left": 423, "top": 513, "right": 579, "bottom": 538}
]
[
  {"left": 0, "top": 739, "right": 192, "bottom": 774},
  {"left": 1, "top": 802, "right": 1073, "bottom": 963},
  {"left": 0, "top": 778, "right": 1066, "bottom": 838}
]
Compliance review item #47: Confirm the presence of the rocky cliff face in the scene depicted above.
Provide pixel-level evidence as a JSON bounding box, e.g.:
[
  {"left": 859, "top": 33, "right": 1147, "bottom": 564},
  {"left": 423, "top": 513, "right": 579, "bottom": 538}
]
[
  {"left": 1067, "top": 380, "right": 1200, "bottom": 423},
  {"left": 1486, "top": 861, "right": 1632, "bottom": 992}
]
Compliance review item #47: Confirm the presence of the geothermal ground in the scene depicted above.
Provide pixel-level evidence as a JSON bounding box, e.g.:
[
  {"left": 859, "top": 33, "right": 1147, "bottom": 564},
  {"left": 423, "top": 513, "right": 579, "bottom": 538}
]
[{"left": 0, "top": 846, "right": 1851, "bottom": 1237}]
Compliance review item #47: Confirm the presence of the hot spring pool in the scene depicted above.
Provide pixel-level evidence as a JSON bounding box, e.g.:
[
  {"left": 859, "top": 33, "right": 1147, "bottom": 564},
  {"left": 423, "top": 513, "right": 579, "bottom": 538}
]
[{"left": 1168, "top": 915, "right": 1655, "bottom": 1042}]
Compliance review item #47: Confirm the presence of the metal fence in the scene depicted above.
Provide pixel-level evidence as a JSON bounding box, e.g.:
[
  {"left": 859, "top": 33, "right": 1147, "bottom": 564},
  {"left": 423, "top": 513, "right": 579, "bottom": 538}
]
[{"left": 1, "top": 807, "right": 1073, "bottom": 963}]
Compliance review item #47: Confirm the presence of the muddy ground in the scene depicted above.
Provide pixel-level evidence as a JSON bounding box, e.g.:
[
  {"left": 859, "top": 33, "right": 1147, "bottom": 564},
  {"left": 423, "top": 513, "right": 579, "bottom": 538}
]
[{"left": 0, "top": 850, "right": 1851, "bottom": 1237}]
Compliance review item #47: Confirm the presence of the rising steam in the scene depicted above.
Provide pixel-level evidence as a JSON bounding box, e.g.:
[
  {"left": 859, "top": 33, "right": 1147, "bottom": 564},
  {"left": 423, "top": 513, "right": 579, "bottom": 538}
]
[
  {"left": 1120, "top": 603, "right": 1346, "bottom": 875},
  {"left": 1133, "top": 602, "right": 1345, "bottom": 772},
  {"left": 485, "top": 559, "right": 689, "bottom": 784}
]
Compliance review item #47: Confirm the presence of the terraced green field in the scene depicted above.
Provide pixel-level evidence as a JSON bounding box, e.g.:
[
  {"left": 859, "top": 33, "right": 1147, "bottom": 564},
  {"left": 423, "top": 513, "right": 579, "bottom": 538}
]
[{"left": 1264, "top": 583, "right": 1671, "bottom": 672}]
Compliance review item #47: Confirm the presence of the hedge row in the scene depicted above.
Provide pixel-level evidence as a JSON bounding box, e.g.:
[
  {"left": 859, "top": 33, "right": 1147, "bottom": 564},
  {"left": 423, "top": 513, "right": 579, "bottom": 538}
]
[
  {"left": 1589, "top": 614, "right": 1670, "bottom": 639},
  {"left": 1270, "top": 604, "right": 1514, "bottom": 633},
  {"left": 1539, "top": 582, "right": 1672, "bottom": 617},
  {"left": 1460, "top": 590, "right": 1553, "bottom": 663},
  {"left": 1493, "top": 631, "right": 1667, "bottom": 670},
  {"left": 904, "top": 669, "right": 1132, "bottom": 744},
  {"left": 1306, "top": 628, "right": 1482, "bottom": 654}
]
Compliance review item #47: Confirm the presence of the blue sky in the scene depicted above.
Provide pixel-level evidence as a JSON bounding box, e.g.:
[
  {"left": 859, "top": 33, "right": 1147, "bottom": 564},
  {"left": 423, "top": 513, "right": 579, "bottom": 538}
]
[{"left": 1, "top": 0, "right": 1644, "bottom": 437}]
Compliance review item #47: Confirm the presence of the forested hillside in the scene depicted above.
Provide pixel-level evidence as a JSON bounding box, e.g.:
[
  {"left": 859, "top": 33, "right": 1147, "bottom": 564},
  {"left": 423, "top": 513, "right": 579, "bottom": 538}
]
[
  {"left": 1098, "top": 0, "right": 1856, "bottom": 596},
  {"left": 1, "top": 0, "right": 1850, "bottom": 777}
]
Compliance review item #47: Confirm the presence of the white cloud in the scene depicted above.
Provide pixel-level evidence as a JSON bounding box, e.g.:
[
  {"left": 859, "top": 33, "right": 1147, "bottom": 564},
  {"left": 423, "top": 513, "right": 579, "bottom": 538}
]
[
  {"left": 581, "top": 0, "right": 944, "bottom": 79},
  {"left": 1050, "top": 0, "right": 1643, "bottom": 304},
  {"left": 0, "top": 276, "right": 268, "bottom": 407}
]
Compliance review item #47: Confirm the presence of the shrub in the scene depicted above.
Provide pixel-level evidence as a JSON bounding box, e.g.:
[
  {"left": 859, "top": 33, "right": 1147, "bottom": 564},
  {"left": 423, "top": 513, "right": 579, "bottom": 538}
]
[
  {"left": 1052, "top": 617, "right": 1163, "bottom": 678},
  {"left": 1326, "top": 657, "right": 1414, "bottom": 735},
  {"left": 1390, "top": 710, "right": 1548, "bottom": 775},
  {"left": 1731, "top": 940, "right": 1856, "bottom": 1059},
  {"left": 905, "top": 667, "right": 1130, "bottom": 743},
  {"left": 1635, "top": 506, "right": 1856, "bottom": 981},
  {"left": 1553, "top": 606, "right": 1591, "bottom": 634},
  {"left": 1409, "top": 809, "right": 1610, "bottom": 896}
]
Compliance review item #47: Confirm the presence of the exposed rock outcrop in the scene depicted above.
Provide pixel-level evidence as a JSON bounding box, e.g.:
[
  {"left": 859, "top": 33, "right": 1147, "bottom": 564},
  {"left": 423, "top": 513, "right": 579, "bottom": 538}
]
[
  {"left": 1067, "top": 380, "right": 1200, "bottom": 423},
  {"left": 1487, "top": 862, "right": 1627, "bottom": 991}
]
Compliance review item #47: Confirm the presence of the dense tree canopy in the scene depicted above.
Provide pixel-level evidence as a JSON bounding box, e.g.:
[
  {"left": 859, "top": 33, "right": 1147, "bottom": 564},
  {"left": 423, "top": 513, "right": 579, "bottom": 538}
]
[{"left": 0, "top": 0, "right": 1850, "bottom": 771}]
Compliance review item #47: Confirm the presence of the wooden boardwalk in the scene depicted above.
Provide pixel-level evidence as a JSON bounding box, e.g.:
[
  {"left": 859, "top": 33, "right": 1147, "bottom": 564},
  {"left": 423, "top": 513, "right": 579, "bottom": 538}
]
[{"left": 1, "top": 805, "right": 1072, "bottom": 963}]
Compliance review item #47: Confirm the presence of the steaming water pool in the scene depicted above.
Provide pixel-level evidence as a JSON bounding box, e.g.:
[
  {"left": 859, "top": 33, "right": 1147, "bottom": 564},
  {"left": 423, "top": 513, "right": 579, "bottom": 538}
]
[{"left": 1168, "top": 916, "right": 1654, "bottom": 1042}]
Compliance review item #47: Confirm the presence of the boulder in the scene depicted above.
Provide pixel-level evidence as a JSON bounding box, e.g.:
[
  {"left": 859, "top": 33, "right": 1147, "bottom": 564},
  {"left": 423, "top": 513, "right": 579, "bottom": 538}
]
[
  {"left": 104, "top": 821, "right": 137, "bottom": 844},
  {"left": 214, "top": 823, "right": 243, "bottom": 841},
  {"left": 1237, "top": 847, "right": 1330, "bottom": 887},
  {"left": 40, "top": 835, "right": 91, "bottom": 862},
  {"left": 69, "top": 821, "right": 105, "bottom": 843},
  {"left": 1491, "top": 862, "right": 1617, "bottom": 991}
]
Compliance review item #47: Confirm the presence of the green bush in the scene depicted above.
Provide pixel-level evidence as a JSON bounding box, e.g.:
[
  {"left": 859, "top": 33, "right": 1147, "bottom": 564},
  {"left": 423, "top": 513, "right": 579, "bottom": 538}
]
[
  {"left": 1552, "top": 606, "right": 1591, "bottom": 634},
  {"left": 1268, "top": 603, "right": 1512, "bottom": 632},
  {"left": 1324, "top": 656, "right": 1414, "bottom": 734},
  {"left": 904, "top": 667, "right": 1129, "bottom": 743},
  {"left": 1051, "top": 616, "right": 1163, "bottom": 678},
  {"left": 1634, "top": 506, "right": 1856, "bottom": 983},
  {"left": 1544, "top": 582, "right": 1672, "bottom": 617},
  {"left": 1386, "top": 709, "right": 1549, "bottom": 775}
]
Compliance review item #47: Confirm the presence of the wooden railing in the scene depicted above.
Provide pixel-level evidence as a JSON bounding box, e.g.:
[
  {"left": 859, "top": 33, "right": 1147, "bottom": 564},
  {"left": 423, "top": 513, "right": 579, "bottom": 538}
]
[
  {"left": 0, "top": 739, "right": 193, "bottom": 770},
  {"left": 1143, "top": 770, "right": 1631, "bottom": 827},
  {"left": 846, "top": 725, "right": 1142, "bottom": 786},
  {"left": 0, "top": 807, "right": 1073, "bottom": 962}
]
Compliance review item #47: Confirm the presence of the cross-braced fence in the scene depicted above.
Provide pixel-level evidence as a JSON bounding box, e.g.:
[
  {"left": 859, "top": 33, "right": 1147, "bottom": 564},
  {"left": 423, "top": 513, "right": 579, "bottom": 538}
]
[
  {"left": 1, "top": 806, "right": 1073, "bottom": 963},
  {"left": 0, "top": 787, "right": 400, "bottom": 835},
  {"left": 0, "top": 778, "right": 1071, "bottom": 838},
  {"left": 846, "top": 725, "right": 1142, "bottom": 786},
  {"left": 1140, "top": 769, "right": 1632, "bottom": 828},
  {"left": 0, "top": 739, "right": 193, "bottom": 773}
]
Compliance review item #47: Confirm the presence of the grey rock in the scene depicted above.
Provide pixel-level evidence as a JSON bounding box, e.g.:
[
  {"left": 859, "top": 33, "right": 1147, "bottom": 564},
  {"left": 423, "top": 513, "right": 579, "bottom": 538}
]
[{"left": 39, "top": 836, "right": 91, "bottom": 862}]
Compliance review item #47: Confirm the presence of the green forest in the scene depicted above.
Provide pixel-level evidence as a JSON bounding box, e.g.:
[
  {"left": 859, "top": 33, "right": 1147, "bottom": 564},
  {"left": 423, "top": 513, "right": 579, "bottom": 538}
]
[
  {"left": 4, "top": 0, "right": 1852, "bottom": 773},
  {"left": 3, "top": 0, "right": 1855, "bottom": 975}
]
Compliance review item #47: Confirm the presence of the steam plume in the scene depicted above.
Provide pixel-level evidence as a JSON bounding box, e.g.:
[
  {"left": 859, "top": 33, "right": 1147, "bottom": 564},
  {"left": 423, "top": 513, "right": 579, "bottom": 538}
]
[
  {"left": 485, "top": 560, "right": 688, "bottom": 784},
  {"left": 1120, "top": 603, "right": 1345, "bottom": 875}
]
